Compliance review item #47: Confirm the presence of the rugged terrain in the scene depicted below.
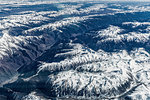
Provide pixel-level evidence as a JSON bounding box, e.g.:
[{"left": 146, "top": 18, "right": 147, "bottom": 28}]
[{"left": 0, "top": 0, "right": 150, "bottom": 100}]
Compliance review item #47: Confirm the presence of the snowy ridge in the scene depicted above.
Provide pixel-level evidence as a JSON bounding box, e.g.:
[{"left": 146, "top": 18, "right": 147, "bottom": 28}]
[
  {"left": 38, "top": 43, "right": 101, "bottom": 74},
  {"left": 0, "top": 13, "right": 49, "bottom": 30},
  {"left": 96, "top": 25, "right": 150, "bottom": 45},
  {"left": 48, "top": 70, "right": 133, "bottom": 98},
  {"left": 31, "top": 42, "right": 150, "bottom": 99},
  {"left": 0, "top": 0, "right": 150, "bottom": 100},
  {"left": 123, "top": 22, "right": 150, "bottom": 28},
  {"left": 0, "top": 31, "right": 55, "bottom": 83},
  {"left": 25, "top": 17, "right": 87, "bottom": 34}
]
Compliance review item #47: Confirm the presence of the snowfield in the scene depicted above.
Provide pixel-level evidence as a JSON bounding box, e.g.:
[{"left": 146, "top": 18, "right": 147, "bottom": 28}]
[{"left": 0, "top": 0, "right": 150, "bottom": 100}]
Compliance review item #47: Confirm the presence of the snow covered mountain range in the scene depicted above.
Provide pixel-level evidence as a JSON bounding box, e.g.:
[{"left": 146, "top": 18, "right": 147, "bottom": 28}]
[{"left": 0, "top": 0, "right": 150, "bottom": 100}]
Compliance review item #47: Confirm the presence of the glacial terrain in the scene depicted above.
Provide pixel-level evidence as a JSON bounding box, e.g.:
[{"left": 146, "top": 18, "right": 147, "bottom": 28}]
[{"left": 0, "top": 0, "right": 150, "bottom": 100}]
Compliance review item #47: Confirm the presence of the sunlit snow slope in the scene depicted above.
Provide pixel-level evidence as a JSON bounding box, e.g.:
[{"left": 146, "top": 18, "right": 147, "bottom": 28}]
[{"left": 0, "top": 0, "right": 150, "bottom": 100}]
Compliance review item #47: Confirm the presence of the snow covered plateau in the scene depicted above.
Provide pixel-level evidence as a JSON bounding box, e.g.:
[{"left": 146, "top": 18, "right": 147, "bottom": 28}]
[{"left": 0, "top": 0, "right": 150, "bottom": 100}]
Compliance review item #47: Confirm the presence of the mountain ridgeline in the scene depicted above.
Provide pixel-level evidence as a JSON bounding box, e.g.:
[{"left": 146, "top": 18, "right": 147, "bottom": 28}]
[{"left": 0, "top": 1, "right": 150, "bottom": 100}]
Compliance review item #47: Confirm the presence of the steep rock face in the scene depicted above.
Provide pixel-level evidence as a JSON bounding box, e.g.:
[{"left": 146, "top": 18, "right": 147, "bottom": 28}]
[
  {"left": 35, "top": 42, "right": 146, "bottom": 99},
  {"left": 0, "top": 32, "right": 55, "bottom": 84},
  {"left": 3, "top": 41, "right": 150, "bottom": 99}
]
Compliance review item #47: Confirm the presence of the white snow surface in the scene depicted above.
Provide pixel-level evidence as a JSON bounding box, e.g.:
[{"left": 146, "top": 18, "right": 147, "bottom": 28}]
[
  {"left": 36, "top": 43, "right": 150, "bottom": 99},
  {"left": 0, "top": 0, "right": 150, "bottom": 99}
]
